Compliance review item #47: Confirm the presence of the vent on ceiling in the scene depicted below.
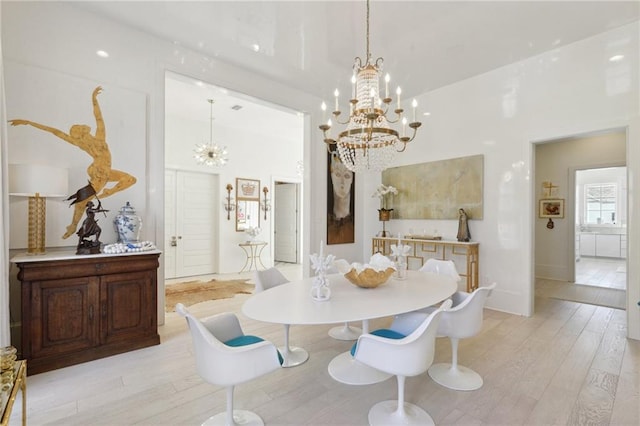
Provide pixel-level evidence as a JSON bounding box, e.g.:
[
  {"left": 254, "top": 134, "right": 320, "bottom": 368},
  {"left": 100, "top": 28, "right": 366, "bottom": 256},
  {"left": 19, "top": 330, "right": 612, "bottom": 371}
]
[{"left": 231, "top": 105, "right": 243, "bottom": 111}]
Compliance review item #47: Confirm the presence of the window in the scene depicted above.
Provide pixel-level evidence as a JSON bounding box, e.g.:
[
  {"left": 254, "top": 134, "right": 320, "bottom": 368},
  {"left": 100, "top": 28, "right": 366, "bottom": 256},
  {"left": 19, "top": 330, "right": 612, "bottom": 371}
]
[{"left": 585, "top": 183, "right": 617, "bottom": 224}]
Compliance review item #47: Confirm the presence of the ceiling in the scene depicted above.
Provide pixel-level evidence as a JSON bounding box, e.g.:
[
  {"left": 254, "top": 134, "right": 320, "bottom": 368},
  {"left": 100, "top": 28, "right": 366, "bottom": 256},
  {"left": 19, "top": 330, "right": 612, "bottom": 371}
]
[{"left": 75, "top": 1, "right": 639, "bottom": 122}]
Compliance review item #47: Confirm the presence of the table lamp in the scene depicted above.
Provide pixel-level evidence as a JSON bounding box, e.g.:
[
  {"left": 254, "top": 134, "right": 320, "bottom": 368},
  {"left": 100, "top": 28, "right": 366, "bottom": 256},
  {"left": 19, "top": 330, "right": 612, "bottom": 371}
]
[{"left": 9, "top": 164, "right": 69, "bottom": 255}]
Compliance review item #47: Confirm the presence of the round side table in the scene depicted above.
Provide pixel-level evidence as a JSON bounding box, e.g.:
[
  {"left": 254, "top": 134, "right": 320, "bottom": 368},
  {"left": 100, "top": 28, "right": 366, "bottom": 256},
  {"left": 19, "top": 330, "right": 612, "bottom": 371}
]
[{"left": 238, "top": 241, "right": 267, "bottom": 272}]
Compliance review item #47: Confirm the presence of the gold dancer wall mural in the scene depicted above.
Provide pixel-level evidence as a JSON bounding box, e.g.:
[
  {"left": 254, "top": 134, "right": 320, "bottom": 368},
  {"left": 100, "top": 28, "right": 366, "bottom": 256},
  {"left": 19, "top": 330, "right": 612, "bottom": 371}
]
[{"left": 9, "top": 86, "right": 137, "bottom": 239}]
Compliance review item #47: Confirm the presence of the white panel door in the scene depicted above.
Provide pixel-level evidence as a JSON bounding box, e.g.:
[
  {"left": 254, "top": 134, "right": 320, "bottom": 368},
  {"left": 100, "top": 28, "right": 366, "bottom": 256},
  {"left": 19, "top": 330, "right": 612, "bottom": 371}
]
[
  {"left": 274, "top": 183, "right": 298, "bottom": 263},
  {"left": 165, "top": 169, "right": 217, "bottom": 278},
  {"left": 164, "top": 170, "right": 177, "bottom": 278}
]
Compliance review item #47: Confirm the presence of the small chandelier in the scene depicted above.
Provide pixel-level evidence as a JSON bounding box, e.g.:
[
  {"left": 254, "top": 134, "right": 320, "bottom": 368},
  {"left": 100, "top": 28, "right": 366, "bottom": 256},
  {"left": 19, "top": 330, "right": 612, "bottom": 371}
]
[
  {"left": 319, "top": 0, "right": 421, "bottom": 173},
  {"left": 194, "top": 99, "right": 228, "bottom": 167}
]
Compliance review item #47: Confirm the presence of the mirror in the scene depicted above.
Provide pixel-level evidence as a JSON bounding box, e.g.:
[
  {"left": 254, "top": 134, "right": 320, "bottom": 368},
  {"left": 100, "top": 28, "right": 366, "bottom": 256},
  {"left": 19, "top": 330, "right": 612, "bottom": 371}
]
[{"left": 236, "top": 178, "right": 261, "bottom": 232}]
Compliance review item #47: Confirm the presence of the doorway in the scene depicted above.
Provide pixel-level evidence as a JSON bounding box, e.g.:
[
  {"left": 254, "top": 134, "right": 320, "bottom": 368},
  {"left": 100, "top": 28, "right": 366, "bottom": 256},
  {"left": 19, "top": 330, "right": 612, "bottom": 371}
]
[
  {"left": 533, "top": 129, "right": 627, "bottom": 310},
  {"left": 274, "top": 181, "right": 300, "bottom": 263},
  {"left": 574, "top": 166, "right": 627, "bottom": 290}
]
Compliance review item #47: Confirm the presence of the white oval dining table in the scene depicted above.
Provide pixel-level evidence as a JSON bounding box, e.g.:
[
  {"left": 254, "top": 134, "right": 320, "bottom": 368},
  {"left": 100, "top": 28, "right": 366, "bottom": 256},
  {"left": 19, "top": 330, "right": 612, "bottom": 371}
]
[{"left": 242, "top": 270, "right": 457, "bottom": 384}]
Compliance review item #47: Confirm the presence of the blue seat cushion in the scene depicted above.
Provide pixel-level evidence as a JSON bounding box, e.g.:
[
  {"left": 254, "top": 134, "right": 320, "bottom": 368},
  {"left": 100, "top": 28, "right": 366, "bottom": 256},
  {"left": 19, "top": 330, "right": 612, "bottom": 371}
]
[
  {"left": 350, "top": 329, "right": 406, "bottom": 356},
  {"left": 224, "top": 335, "right": 284, "bottom": 365}
]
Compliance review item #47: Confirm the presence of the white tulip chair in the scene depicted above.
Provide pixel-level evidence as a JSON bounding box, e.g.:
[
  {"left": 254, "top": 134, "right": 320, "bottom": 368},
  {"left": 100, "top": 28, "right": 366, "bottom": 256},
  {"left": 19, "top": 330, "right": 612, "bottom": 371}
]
[
  {"left": 427, "top": 282, "right": 497, "bottom": 391},
  {"left": 254, "top": 267, "right": 309, "bottom": 366},
  {"left": 352, "top": 299, "right": 453, "bottom": 425},
  {"left": 176, "top": 303, "right": 282, "bottom": 426},
  {"left": 419, "top": 258, "right": 461, "bottom": 282}
]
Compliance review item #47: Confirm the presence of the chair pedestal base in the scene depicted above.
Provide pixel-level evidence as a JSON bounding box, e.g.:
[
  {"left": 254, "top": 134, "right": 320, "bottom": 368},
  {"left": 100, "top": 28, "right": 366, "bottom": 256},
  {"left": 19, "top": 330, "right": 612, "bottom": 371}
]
[
  {"left": 368, "top": 400, "right": 435, "bottom": 426},
  {"left": 328, "top": 323, "right": 362, "bottom": 341},
  {"left": 328, "top": 351, "right": 392, "bottom": 385},
  {"left": 428, "top": 362, "right": 483, "bottom": 391},
  {"left": 202, "top": 409, "right": 264, "bottom": 426},
  {"left": 279, "top": 346, "right": 309, "bottom": 368}
]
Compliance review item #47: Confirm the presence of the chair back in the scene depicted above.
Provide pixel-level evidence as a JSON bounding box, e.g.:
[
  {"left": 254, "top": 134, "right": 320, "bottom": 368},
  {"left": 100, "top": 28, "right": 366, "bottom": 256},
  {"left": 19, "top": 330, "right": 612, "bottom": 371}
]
[
  {"left": 438, "top": 283, "right": 496, "bottom": 339},
  {"left": 254, "top": 267, "right": 289, "bottom": 292},
  {"left": 419, "top": 258, "right": 461, "bottom": 282},
  {"left": 355, "top": 299, "right": 452, "bottom": 377},
  {"left": 176, "top": 303, "right": 280, "bottom": 387}
]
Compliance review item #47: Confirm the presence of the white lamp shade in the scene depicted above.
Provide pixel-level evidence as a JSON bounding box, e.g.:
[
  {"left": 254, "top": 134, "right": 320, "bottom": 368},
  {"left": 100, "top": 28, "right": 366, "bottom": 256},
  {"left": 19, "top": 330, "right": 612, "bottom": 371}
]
[{"left": 9, "top": 164, "right": 69, "bottom": 197}]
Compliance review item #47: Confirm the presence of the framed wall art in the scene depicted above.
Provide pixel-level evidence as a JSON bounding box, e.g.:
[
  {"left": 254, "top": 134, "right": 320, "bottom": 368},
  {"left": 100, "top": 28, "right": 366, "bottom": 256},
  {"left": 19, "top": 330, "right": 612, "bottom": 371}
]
[
  {"left": 236, "top": 178, "right": 260, "bottom": 200},
  {"left": 327, "top": 150, "right": 355, "bottom": 244},
  {"left": 236, "top": 178, "right": 260, "bottom": 232},
  {"left": 381, "top": 154, "right": 484, "bottom": 220},
  {"left": 539, "top": 198, "right": 564, "bottom": 218}
]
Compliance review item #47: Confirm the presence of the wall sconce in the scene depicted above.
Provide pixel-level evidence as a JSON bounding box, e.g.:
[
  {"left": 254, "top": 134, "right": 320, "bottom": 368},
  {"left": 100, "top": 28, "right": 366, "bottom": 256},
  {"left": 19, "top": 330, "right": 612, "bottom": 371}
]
[
  {"left": 223, "top": 183, "right": 235, "bottom": 220},
  {"left": 261, "top": 186, "right": 271, "bottom": 220},
  {"left": 9, "top": 164, "right": 69, "bottom": 254}
]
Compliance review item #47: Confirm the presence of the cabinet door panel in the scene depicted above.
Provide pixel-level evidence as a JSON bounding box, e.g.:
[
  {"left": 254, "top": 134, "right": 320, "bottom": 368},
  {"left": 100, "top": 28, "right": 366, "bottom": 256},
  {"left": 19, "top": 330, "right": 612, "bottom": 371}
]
[
  {"left": 596, "top": 234, "right": 621, "bottom": 258},
  {"left": 30, "top": 277, "right": 100, "bottom": 359},
  {"left": 580, "top": 234, "right": 596, "bottom": 256},
  {"left": 101, "top": 271, "right": 155, "bottom": 344}
]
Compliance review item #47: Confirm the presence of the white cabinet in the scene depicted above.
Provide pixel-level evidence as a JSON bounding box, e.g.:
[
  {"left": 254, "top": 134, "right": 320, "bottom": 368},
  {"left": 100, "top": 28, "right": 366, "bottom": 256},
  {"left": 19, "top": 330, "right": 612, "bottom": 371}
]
[
  {"left": 596, "top": 234, "right": 621, "bottom": 258},
  {"left": 580, "top": 234, "right": 596, "bottom": 256},
  {"left": 579, "top": 233, "right": 626, "bottom": 258}
]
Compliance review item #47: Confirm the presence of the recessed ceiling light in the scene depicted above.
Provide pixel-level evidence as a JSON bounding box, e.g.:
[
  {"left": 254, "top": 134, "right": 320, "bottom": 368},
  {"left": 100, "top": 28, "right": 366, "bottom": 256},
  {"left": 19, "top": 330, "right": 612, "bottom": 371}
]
[
  {"left": 96, "top": 50, "right": 109, "bottom": 58},
  {"left": 609, "top": 54, "right": 624, "bottom": 62},
  {"left": 195, "top": 81, "right": 204, "bottom": 87},
  {"left": 423, "top": 112, "right": 431, "bottom": 116},
  {"left": 252, "top": 44, "right": 260, "bottom": 52}
]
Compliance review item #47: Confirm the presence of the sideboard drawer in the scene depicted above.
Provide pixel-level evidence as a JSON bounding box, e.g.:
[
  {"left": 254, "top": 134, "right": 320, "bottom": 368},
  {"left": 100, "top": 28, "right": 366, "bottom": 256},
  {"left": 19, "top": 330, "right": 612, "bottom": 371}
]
[{"left": 17, "top": 254, "right": 159, "bottom": 281}]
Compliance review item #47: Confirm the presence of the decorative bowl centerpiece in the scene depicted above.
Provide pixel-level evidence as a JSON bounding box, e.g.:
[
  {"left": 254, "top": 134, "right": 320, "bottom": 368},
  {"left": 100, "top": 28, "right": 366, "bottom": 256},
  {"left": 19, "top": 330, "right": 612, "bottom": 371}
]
[{"left": 342, "top": 253, "right": 396, "bottom": 289}]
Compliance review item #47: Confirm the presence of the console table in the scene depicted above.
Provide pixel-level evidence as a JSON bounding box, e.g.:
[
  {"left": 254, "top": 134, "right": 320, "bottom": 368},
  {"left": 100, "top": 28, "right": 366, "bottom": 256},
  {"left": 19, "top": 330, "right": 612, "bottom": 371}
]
[
  {"left": 238, "top": 241, "right": 267, "bottom": 272},
  {"left": 0, "top": 360, "right": 26, "bottom": 426},
  {"left": 12, "top": 250, "right": 161, "bottom": 375},
  {"left": 372, "top": 237, "right": 479, "bottom": 292}
]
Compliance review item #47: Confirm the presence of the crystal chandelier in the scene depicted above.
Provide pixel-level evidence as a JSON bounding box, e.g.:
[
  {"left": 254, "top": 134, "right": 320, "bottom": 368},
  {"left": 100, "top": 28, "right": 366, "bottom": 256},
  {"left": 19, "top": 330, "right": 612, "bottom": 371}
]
[
  {"left": 194, "top": 99, "right": 228, "bottom": 167},
  {"left": 319, "top": 0, "right": 421, "bottom": 173}
]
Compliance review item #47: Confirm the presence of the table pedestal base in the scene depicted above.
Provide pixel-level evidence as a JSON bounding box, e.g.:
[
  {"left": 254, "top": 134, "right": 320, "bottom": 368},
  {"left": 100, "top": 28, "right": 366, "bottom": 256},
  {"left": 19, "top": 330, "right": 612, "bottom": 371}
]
[
  {"left": 328, "top": 351, "right": 392, "bottom": 385},
  {"left": 368, "top": 400, "right": 434, "bottom": 426},
  {"left": 279, "top": 346, "right": 309, "bottom": 368},
  {"left": 328, "top": 323, "right": 362, "bottom": 341}
]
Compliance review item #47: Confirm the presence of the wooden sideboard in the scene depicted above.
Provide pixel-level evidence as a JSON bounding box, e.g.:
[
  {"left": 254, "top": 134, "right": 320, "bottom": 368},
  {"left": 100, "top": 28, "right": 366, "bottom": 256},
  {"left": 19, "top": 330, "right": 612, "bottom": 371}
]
[
  {"left": 12, "top": 250, "right": 161, "bottom": 375},
  {"left": 372, "top": 237, "right": 479, "bottom": 292}
]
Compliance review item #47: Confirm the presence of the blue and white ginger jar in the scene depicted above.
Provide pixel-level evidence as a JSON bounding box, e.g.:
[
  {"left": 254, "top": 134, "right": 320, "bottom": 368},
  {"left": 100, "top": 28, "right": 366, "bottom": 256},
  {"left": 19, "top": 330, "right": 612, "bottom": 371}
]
[{"left": 114, "top": 201, "right": 142, "bottom": 243}]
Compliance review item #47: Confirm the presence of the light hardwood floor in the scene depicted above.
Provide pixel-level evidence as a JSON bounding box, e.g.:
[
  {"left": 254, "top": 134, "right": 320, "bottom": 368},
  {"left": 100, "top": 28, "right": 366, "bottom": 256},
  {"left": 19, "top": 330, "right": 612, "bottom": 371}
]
[
  {"left": 575, "top": 257, "right": 626, "bottom": 290},
  {"left": 10, "top": 265, "right": 639, "bottom": 425}
]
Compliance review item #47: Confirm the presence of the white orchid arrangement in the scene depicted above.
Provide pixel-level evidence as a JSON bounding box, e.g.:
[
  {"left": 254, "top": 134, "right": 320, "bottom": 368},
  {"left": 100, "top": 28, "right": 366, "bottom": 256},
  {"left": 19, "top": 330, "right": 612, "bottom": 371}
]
[
  {"left": 391, "top": 242, "right": 411, "bottom": 259},
  {"left": 245, "top": 226, "right": 261, "bottom": 239},
  {"left": 372, "top": 184, "right": 398, "bottom": 210}
]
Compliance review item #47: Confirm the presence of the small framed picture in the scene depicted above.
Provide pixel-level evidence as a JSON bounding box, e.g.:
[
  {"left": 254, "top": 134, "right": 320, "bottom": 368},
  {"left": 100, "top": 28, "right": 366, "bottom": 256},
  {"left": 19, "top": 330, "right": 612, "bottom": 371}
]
[
  {"left": 539, "top": 199, "right": 564, "bottom": 218},
  {"left": 236, "top": 178, "right": 260, "bottom": 200}
]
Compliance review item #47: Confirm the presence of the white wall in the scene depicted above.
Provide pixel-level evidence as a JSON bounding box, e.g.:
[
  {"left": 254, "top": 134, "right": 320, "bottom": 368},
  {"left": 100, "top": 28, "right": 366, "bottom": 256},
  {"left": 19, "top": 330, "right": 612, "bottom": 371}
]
[{"left": 358, "top": 22, "right": 639, "bottom": 338}]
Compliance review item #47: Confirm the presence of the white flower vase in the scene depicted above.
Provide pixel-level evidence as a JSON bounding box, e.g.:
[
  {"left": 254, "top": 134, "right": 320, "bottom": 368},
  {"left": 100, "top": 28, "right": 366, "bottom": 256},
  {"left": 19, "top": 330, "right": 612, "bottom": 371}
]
[
  {"left": 114, "top": 202, "right": 142, "bottom": 243},
  {"left": 245, "top": 227, "right": 261, "bottom": 242},
  {"left": 394, "top": 255, "right": 407, "bottom": 280},
  {"left": 311, "top": 274, "right": 331, "bottom": 301}
]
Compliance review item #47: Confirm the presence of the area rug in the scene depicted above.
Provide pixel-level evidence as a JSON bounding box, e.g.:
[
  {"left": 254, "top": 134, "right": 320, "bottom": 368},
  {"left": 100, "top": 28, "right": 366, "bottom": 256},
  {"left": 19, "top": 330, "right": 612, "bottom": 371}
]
[
  {"left": 545, "top": 283, "right": 626, "bottom": 310},
  {"left": 165, "top": 279, "right": 254, "bottom": 312}
]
